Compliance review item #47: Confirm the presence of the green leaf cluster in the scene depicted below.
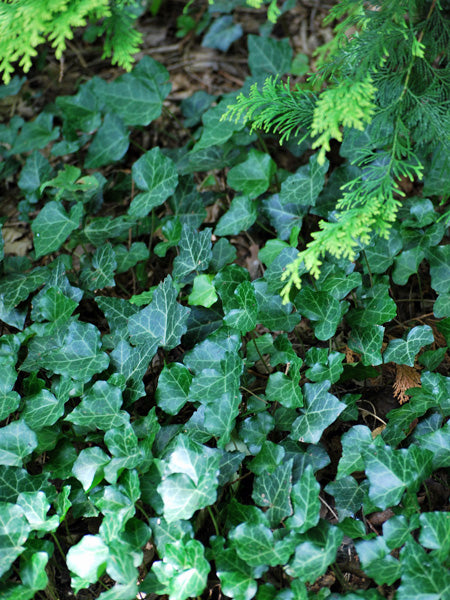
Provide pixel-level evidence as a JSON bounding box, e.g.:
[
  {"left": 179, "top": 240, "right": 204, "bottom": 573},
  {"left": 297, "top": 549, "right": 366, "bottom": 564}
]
[{"left": 0, "top": 2, "right": 449, "bottom": 600}]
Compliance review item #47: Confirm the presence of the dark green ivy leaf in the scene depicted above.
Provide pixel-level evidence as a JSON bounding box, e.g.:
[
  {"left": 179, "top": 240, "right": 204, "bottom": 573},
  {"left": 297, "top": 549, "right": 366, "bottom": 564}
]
[
  {"left": 172, "top": 226, "right": 212, "bottom": 282},
  {"left": 383, "top": 325, "right": 434, "bottom": 366},
  {"left": 290, "top": 382, "right": 345, "bottom": 444},
  {"left": 84, "top": 113, "right": 129, "bottom": 169},
  {"left": 252, "top": 459, "right": 293, "bottom": 526},
  {"left": 32, "top": 201, "right": 83, "bottom": 259},
  {"left": 129, "top": 148, "right": 178, "bottom": 217},
  {"left": 227, "top": 150, "right": 276, "bottom": 199},
  {"left": 295, "top": 287, "right": 348, "bottom": 341},
  {"left": 215, "top": 196, "right": 257, "bottom": 236},
  {"left": 128, "top": 276, "right": 190, "bottom": 350}
]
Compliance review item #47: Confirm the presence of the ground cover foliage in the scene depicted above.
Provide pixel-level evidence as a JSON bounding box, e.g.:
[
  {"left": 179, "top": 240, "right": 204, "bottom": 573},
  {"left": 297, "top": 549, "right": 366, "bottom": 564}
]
[{"left": 0, "top": 0, "right": 449, "bottom": 599}]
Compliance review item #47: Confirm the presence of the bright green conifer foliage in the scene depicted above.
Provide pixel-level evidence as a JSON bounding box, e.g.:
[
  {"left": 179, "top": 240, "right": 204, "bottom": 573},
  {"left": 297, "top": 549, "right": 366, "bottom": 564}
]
[
  {"left": 224, "top": 0, "right": 450, "bottom": 301},
  {"left": 0, "top": 0, "right": 142, "bottom": 83}
]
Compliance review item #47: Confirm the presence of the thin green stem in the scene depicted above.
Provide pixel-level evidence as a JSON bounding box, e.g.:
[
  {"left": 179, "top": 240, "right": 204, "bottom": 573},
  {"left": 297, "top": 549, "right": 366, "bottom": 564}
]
[
  {"left": 207, "top": 505, "right": 220, "bottom": 537},
  {"left": 361, "top": 249, "right": 373, "bottom": 287},
  {"left": 51, "top": 532, "right": 66, "bottom": 562},
  {"left": 251, "top": 334, "right": 271, "bottom": 374}
]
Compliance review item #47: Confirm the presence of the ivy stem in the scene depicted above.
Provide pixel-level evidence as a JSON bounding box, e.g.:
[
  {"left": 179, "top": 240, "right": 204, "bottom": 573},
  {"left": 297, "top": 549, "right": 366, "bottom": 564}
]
[
  {"left": 207, "top": 505, "right": 220, "bottom": 537},
  {"left": 51, "top": 532, "right": 66, "bottom": 562},
  {"left": 250, "top": 334, "right": 271, "bottom": 374},
  {"left": 361, "top": 249, "right": 373, "bottom": 288},
  {"left": 331, "top": 563, "right": 349, "bottom": 591}
]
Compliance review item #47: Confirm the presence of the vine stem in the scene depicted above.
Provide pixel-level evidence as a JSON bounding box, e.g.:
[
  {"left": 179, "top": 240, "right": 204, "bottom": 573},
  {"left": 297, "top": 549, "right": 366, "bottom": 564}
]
[{"left": 207, "top": 505, "right": 220, "bottom": 537}]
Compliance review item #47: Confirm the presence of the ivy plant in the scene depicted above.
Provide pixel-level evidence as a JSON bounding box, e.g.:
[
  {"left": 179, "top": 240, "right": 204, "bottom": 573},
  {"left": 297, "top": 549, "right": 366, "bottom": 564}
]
[{"left": 0, "top": 1, "right": 449, "bottom": 600}]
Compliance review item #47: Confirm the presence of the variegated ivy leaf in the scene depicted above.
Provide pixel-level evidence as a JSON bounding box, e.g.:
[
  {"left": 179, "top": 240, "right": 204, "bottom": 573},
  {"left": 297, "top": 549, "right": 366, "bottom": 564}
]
[
  {"left": 172, "top": 225, "right": 212, "bottom": 282},
  {"left": 383, "top": 325, "right": 434, "bottom": 366},
  {"left": 157, "top": 435, "right": 221, "bottom": 522},
  {"left": 32, "top": 201, "right": 83, "bottom": 259},
  {"left": 129, "top": 147, "right": 178, "bottom": 217},
  {"left": 128, "top": 276, "right": 190, "bottom": 350},
  {"left": 290, "top": 381, "right": 346, "bottom": 444},
  {"left": 295, "top": 287, "right": 348, "bottom": 341}
]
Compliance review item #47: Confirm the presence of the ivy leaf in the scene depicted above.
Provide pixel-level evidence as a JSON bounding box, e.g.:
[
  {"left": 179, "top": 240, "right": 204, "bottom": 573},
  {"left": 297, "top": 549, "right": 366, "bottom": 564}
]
[
  {"left": 30, "top": 286, "right": 78, "bottom": 330},
  {"left": 280, "top": 154, "right": 328, "bottom": 207},
  {"left": 295, "top": 287, "right": 347, "bottom": 341},
  {"left": 0, "top": 420, "right": 38, "bottom": 467},
  {"left": 56, "top": 80, "right": 101, "bottom": 132},
  {"left": 72, "top": 446, "right": 110, "bottom": 491},
  {"left": 285, "top": 522, "right": 343, "bottom": 583},
  {"left": 148, "top": 539, "right": 210, "bottom": 600},
  {"left": 104, "top": 422, "right": 149, "bottom": 484},
  {"left": 265, "top": 371, "right": 303, "bottom": 409},
  {"left": 95, "top": 60, "right": 170, "bottom": 126},
  {"left": 158, "top": 435, "right": 221, "bottom": 522},
  {"left": 285, "top": 465, "right": 320, "bottom": 533},
  {"left": 337, "top": 425, "right": 373, "bottom": 479},
  {"left": 416, "top": 422, "right": 450, "bottom": 469},
  {"left": 184, "top": 326, "right": 241, "bottom": 373},
  {"left": 0, "top": 503, "right": 30, "bottom": 577},
  {"left": 383, "top": 325, "right": 434, "bottom": 366},
  {"left": 66, "top": 535, "right": 109, "bottom": 589},
  {"left": 355, "top": 536, "right": 401, "bottom": 585},
  {"left": 155, "top": 363, "right": 193, "bottom": 415},
  {"left": 128, "top": 276, "right": 190, "bottom": 350},
  {"left": 32, "top": 201, "right": 83, "bottom": 258},
  {"left": 253, "top": 280, "right": 301, "bottom": 332},
  {"left": 427, "top": 245, "right": 450, "bottom": 294},
  {"left": 290, "top": 382, "right": 346, "bottom": 444},
  {"left": 172, "top": 226, "right": 212, "bottom": 282},
  {"left": 252, "top": 459, "right": 293, "bottom": 526},
  {"left": 0, "top": 267, "right": 48, "bottom": 312},
  {"left": 202, "top": 15, "right": 243, "bottom": 52},
  {"left": 227, "top": 150, "right": 276, "bottom": 199},
  {"left": 365, "top": 229, "right": 403, "bottom": 273},
  {"left": 193, "top": 100, "right": 245, "bottom": 151},
  {"left": 229, "top": 522, "right": 296, "bottom": 567},
  {"left": 262, "top": 194, "right": 307, "bottom": 241},
  {"left": 113, "top": 242, "right": 149, "bottom": 274},
  {"left": 214, "top": 264, "right": 249, "bottom": 311},
  {"left": 364, "top": 441, "right": 434, "bottom": 509},
  {"left": 129, "top": 148, "right": 178, "bottom": 217},
  {"left": 154, "top": 217, "right": 183, "bottom": 258},
  {"left": 397, "top": 539, "right": 450, "bottom": 600},
  {"left": 16, "top": 491, "right": 59, "bottom": 533},
  {"left": 347, "top": 284, "right": 397, "bottom": 327},
  {"left": 248, "top": 440, "right": 285, "bottom": 476},
  {"left": 215, "top": 196, "right": 257, "bottom": 236},
  {"left": 248, "top": 35, "right": 292, "bottom": 76},
  {"left": 203, "top": 392, "right": 241, "bottom": 447},
  {"left": 419, "top": 512, "right": 450, "bottom": 564},
  {"left": 22, "top": 320, "right": 109, "bottom": 384},
  {"left": 348, "top": 325, "right": 384, "bottom": 366},
  {"left": 12, "top": 113, "right": 60, "bottom": 154},
  {"left": 188, "top": 274, "right": 218, "bottom": 308},
  {"left": 305, "top": 348, "right": 344, "bottom": 384},
  {"left": 392, "top": 247, "right": 425, "bottom": 286},
  {"left": 18, "top": 150, "right": 52, "bottom": 198},
  {"left": 223, "top": 281, "right": 258, "bottom": 334},
  {"left": 80, "top": 243, "right": 117, "bottom": 290},
  {"left": 211, "top": 537, "right": 262, "bottom": 600},
  {"left": 84, "top": 113, "right": 129, "bottom": 169},
  {"left": 22, "top": 389, "right": 64, "bottom": 430},
  {"left": 189, "top": 351, "right": 243, "bottom": 405},
  {"left": 65, "top": 380, "right": 129, "bottom": 431},
  {"left": 325, "top": 476, "right": 365, "bottom": 521}
]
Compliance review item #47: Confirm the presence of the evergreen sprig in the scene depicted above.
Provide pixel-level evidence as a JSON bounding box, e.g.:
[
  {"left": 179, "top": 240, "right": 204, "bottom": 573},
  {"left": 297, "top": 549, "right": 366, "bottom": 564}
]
[
  {"left": 223, "top": 0, "right": 450, "bottom": 302},
  {"left": 0, "top": 0, "right": 142, "bottom": 83}
]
